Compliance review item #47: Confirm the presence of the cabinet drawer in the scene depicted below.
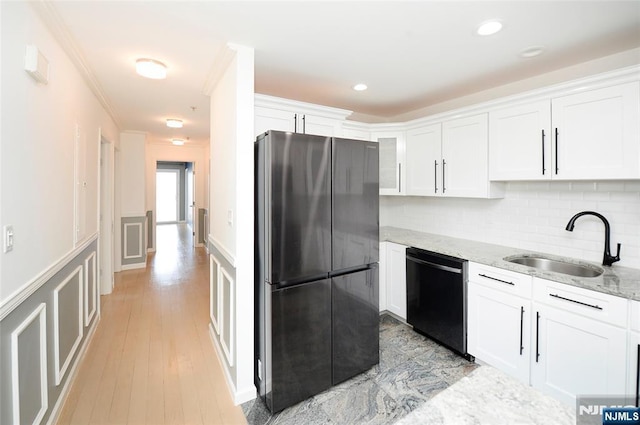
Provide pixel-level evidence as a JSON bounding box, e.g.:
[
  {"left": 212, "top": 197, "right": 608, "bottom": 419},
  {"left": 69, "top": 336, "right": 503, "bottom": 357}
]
[
  {"left": 469, "top": 262, "right": 532, "bottom": 298},
  {"left": 533, "top": 278, "right": 628, "bottom": 327},
  {"left": 631, "top": 300, "right": 640, "bottom": 332}
]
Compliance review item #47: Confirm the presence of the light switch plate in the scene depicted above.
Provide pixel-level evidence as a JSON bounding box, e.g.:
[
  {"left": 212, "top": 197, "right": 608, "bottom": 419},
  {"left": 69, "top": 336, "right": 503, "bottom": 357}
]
[{"left": 4, "top": 225, "right": 14, "bottom": 253}]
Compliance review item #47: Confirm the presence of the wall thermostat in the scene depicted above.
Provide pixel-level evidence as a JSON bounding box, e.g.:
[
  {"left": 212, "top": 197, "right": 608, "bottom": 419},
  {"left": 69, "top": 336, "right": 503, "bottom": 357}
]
[{"left": 25, "top": 45, "right": 49, "bottom": 84}]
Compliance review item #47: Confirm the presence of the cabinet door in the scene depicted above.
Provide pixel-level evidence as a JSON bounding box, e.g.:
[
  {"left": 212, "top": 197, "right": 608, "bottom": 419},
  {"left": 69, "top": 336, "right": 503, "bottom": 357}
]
[
  {"left": 468, "top": 283, "right": 531, "bottom": 384},
  {"left": 531, "top": 303, "right": 627, "bottom": 406},
  {"left": 375, "top": 133, "right": 405, "bottom": 196},
  {"left": 405, "top": 124, "right": 442, "bottom": 196},
  {"left": 489, "top": 101, "right": 551, "bottom": 181},
  {"left": 302, "top": 114, "right": 341, "bottom": 137},
  {"left": 442, "top": 114, "right": 490, "bottom": 198},
  {"left": 551, "top": 81, "right": 640, "bottom": 179},
  {"left": 385, "top": 242, "right": 407, "bottom": 319},
  {"left": 629, "top": 331, "right": 640, "bottom": 407},
  {"left": 255, "top": 106, "right": 296, "bottom": 137},
  {"left": 379, "top": 242, "right": 387, "bottom": 312}
]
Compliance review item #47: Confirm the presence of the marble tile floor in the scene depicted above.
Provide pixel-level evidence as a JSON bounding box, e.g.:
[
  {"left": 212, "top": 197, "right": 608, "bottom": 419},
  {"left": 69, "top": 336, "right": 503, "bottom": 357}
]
[{"left": 242, "top": 314, "right": 479, "bottom": 425}]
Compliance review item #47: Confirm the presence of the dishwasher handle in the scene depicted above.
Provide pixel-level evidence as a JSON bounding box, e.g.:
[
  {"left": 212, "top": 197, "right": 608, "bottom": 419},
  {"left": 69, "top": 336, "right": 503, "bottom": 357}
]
[{"left": 406, "top": 255, "right": 463, "bottom": 274}]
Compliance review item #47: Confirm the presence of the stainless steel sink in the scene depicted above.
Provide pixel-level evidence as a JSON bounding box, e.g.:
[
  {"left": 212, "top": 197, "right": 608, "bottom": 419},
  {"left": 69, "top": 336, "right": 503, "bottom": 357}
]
[{"left": 505, "top": 256, "right": 604, "bottom": 278}]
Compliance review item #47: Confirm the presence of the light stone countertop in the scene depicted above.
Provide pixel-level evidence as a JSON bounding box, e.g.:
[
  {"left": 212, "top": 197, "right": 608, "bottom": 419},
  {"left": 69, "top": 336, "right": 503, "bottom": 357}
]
[
  {"left": 396, "top": 365, "right": 575, "bottom": 425},
  {"left": 381, "top": 226, "right": 640, "bottom": 302}
]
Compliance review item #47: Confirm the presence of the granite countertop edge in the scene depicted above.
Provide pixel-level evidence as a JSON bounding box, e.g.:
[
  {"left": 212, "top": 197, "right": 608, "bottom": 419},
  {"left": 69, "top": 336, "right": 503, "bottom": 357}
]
[{"left": 380, "top": 226, "right": 640, "bottom": 302}]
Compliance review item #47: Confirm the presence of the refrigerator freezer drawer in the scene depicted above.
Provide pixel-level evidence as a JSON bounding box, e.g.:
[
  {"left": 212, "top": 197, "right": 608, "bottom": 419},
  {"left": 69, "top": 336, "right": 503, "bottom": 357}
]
[
  {"left": 332, "top": 267, "right": 379, "bottom": 385},
  {"left": 263, "top": 279, "right": 332, "bottom": 413}
]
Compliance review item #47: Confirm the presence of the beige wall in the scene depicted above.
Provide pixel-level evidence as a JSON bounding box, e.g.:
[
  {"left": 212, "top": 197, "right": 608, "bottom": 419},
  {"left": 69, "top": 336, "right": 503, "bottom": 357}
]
[{"left": 0, "top": 1, "right": 119, "bottom": 305}]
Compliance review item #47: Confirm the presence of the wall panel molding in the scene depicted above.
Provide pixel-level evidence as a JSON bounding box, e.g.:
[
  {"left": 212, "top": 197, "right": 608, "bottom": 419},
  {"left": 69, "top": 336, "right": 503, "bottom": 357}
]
[
  {"left": 123, "top": 222, "right": 143, "bottom": 259},
  {"left": 0, "top": 234, "right": 97, "bottom": 321},
  {"left": 220, "top": 267, "right": 235, "bottom": 367},
  {"left": 210, "top": 255, "right": 221, "bottom": 335},
  {"left": 53, "top": 266, "right": 83, "bottom": 386},
  {"left": 11, "top": 303, "right": 48, "bottom": 425},
  {"left": 209, "top": 235, "right": 235, "bottom": 267},
  {"left": 83, "top": 252, "right": 97, "bottom": 326}
]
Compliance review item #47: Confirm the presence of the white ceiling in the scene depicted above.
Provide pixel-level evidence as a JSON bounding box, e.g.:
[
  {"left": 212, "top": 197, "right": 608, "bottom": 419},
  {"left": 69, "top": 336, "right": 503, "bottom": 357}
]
[{"left": 48, "top": 1, "right": 640, "bottom": 146}]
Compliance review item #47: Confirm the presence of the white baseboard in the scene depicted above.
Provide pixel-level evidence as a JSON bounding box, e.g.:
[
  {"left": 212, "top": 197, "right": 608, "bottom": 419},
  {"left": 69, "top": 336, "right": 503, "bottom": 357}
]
[
  {"left": 208, "top": 323, "right": 256, "bottom": 406},
  {"left": 120, "top": 262, "right": 146, "bottom": 271}
]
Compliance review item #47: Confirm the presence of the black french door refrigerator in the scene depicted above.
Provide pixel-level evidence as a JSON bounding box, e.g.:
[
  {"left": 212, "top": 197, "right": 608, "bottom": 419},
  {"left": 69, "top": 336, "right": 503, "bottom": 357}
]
[{"left": 255, "top": 130, "right": 379, "bottom": 413}]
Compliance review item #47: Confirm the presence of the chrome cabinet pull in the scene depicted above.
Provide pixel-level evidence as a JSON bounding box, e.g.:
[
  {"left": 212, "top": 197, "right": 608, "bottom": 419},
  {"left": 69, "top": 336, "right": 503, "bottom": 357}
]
[
  {"left": 398, "top": 163, "right": 402, "bottom": 193},
  {"left": 434, "top": 160, "right": 438, "bottom": 193},
  {"left": 549, "top": 293, "right": 602, "bottom": 310},
  {"left": 478, "top": 273, "right": 515, "bottom": 286}
]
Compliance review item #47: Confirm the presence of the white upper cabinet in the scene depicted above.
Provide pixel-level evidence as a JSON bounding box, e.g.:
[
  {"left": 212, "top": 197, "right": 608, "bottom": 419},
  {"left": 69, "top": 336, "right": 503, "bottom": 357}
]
[
  {"left": 490, "top": 81, "right": 640, "bottom": 181},
  {"left": 405, "top": 124, "right": 442, "bottom": 196},
  {"left": 404, "top": 115, "right": 504, "bottom": 198},
  {"left": 254, "top": 94, "right": 351, "bottom": 138},
  {"left": 374, "top": 131, "right": 406, "bottom": 196},
  {"left": 489, "top": 101, "right": 551, "bottom": 180},
  {"left": 551, "top": 82, "right": 640, "bottom": 180},
  {"left": 442, "top": 114, "right": 504, "bottom": 198}
]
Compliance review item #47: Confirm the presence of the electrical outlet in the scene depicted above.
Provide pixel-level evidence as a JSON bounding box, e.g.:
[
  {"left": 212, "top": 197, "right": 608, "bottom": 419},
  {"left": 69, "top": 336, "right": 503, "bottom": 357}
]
[
  {"left": 4, "top": 225, "right": 14, "bottom": 253},
  {"left": 227, "top": 209, "right": 233, "bottom": 226}
]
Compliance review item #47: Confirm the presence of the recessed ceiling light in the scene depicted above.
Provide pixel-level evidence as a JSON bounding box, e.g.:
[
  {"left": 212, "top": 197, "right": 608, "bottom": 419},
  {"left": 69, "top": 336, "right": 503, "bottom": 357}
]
[
  {"left": 136, "top": 58, "right": 167, "bottom": 79},
  {"left": 353, "top": 83, "right": 368, "bottom": 91},
  {"left": 171, "top": 139, "right": 185, "bottom": 146},
  {"left": 519, "top": 46, "right": 545, "bottom": 58},
  {"left": 166, "top": 118, "right": 183, "bottom": 128},
  {"left": 476, "top": 20, "right": 503, "bottom": 36}
]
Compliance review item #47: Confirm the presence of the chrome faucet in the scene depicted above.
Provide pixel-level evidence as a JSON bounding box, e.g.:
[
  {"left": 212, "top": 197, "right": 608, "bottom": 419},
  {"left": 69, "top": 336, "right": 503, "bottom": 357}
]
[{"left": 565, "top": 211, "right": 621, "bottom": 266}]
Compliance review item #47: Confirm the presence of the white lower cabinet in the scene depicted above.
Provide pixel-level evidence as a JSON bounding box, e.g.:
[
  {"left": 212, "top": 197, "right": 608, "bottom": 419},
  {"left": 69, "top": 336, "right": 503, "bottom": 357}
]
[
  {"left": 628, "top": 301, "right": 640, "bottom": 405},
  {"left": 531, "top": 278, "right": 628, "bottom": 406},
  {"left": 627, "top": 330, "right": 639, "bottom": 406},
  {"left": 468, "top": 284, "right": 531, "bottom": 384},
  {"left": 384, "top": 242, "right": 407, "bottom": 320},
  {"left": 468, "top": 263, "right": 532, "bottom": 384},
  {"left": 468, "top": 263, "right": 632, "bottom": 407}
]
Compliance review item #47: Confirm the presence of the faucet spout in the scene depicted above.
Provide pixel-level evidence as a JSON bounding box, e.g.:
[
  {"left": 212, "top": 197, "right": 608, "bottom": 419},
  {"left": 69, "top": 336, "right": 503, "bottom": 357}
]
[{"left": 565, "top": 211, "right": 621, "bottom": 266}]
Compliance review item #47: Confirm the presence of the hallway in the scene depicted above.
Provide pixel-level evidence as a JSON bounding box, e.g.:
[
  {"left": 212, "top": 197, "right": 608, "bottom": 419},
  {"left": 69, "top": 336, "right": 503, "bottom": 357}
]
[{"left": 57, "top": 224, "right": 247, "bottom": 425}]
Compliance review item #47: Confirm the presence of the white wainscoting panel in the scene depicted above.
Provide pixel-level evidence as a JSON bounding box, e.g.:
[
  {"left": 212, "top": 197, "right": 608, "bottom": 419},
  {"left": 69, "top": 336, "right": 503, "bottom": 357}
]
[
  {"left": 84, "top": 252, "right": 97, "bottom": 326},
  {"left": 123, "top": 222, "right": 143, "bottom": 259},
  {"left": 11, "top": 303, "right": 48, "bottom": 425},
  {"left": 210, "top": 255, "right": 221, "bottom": 335},
  {"left": 220, "top": 267, "right": 235, "bottom": 367},
  {"left": 53, "top": 266, "right": 84, "bottom": 386}
]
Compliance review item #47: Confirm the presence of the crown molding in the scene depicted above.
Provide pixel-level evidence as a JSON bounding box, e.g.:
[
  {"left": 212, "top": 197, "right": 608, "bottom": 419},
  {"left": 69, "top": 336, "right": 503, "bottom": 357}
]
[
  {"left": 202, "top": 44, "right": 237, "bottom": 96},
  {"left": 30, "top": 1, "right": 122, "bottom": 129}
]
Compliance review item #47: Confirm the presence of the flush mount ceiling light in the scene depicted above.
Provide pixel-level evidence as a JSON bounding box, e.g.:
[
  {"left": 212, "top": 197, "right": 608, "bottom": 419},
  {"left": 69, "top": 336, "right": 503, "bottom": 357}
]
[
  {"left": 166, "top": 118, "right": 183, "bottom": 128},
  {"left": 171, "top": 139, "right": 185, "bottom": 146},
  {"left": 135, "top": 58, "right": 167, "bottom": 79},
  {"left": 476, "top": 20, "right": 503, "bottom": 36},
  {"left": 519, "top": 46, "right": 545, "bottom": 58},
  {"left": 353, "top": 83, "right": 368, "bottom": 91}
]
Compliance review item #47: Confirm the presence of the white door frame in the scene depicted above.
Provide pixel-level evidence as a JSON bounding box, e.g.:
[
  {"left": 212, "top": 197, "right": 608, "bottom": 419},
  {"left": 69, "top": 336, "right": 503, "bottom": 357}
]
[{"left": 99, "top": 136, "right": 115, "bottom": 294}]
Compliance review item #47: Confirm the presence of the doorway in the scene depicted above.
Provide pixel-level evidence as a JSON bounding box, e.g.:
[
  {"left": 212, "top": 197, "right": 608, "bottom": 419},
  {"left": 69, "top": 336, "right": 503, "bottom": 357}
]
[{"left": 155, "top": 161, "right": 196, "bottom": 246}]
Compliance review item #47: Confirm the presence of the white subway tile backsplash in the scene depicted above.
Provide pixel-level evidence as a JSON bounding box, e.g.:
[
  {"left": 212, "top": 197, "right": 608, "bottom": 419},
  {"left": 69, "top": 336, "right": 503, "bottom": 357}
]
[{"left": 381, "top": 180, "right": 640, "bottom": 269}]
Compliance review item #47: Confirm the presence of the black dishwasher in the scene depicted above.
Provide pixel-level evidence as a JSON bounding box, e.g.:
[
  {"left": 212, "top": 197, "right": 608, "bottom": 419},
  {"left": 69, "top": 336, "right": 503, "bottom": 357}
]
[{"left": 406, "top": 247, "right": 470, "bottom": 358}]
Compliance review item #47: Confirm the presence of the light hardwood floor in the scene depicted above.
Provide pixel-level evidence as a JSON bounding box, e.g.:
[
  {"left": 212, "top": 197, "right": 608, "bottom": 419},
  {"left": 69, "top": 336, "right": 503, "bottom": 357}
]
[{"left": 57, "top": 224, "right": 247, "bottom": 425}]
